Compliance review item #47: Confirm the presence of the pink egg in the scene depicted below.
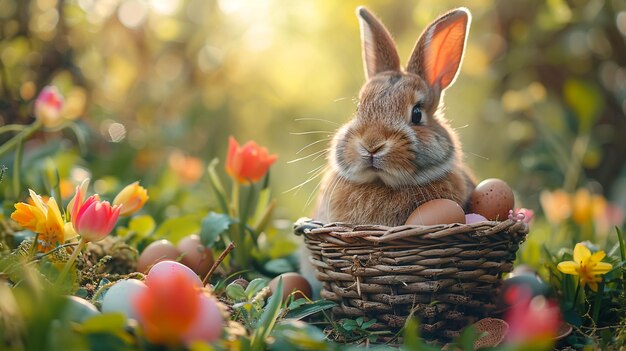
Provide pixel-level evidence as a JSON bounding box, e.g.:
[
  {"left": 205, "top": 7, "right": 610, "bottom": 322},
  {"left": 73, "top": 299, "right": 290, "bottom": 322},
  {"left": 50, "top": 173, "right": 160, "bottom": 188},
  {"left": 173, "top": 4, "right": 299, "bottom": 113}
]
[
  {"left": 146, "top": 261, "right": 203, "bottom": 288},
  {"left": 465, "top": 213, "right": 488, "bottom": 224},
  {"left": 182, "top": 294, "right": 223, "bottom": 344}
]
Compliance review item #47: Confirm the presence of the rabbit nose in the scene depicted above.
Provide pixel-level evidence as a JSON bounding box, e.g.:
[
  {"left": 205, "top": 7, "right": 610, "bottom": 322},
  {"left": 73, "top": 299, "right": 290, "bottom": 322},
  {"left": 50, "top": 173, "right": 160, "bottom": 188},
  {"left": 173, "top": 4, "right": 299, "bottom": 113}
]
[{"left": 360, "top": 142, "right": 385, "bottom": 155}]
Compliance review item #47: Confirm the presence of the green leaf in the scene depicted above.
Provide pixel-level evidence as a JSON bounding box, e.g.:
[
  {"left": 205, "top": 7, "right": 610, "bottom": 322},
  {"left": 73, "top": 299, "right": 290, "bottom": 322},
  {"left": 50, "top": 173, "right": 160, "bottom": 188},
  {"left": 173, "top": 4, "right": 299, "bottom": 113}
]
[
  {"left": 616, "top": 227, "right": 626, "bottom": 262},
  {"left": 284, "top": 299, "right": 336, "bottom": 320},
  {"left": 245, "top": 278, "right": 268, "bottom": 299},
  {"left": 81, "top": 313, "right": 126, "bottom": 333},
  {"left": 264, "top": 258, "right": 295, "bottom": 275},
  {"left": 342, "top": 319, "right": 358, "bottom": 331},
  {"left": 200, "top": 212, "right": 234, "bottom": 248},
  {"left": 456, "top": 325, "right": 480, "bottom": 351},
  {"left": 207, "top": 158, "right": 229, "bottom": 214},
  {"left": 251, "top": 278, "right": 283, "bottom": 351},
  {"left": 400, "top": 318, "right": 439, "bottom": 351},
  {"left": 563, "top": 79, "right": 602, "bottom": 133},
  {"left": 127, "top": 215, "right": 156, "bottom": 238},
  {"left": 361, "top": 318, "right": 376, "bottom": 330},
  {"left": 226, "top": 283, "right": 247, "bottom": 301},
  {"left": 155, "top": 213, "right": 203, "bottom": 243}
]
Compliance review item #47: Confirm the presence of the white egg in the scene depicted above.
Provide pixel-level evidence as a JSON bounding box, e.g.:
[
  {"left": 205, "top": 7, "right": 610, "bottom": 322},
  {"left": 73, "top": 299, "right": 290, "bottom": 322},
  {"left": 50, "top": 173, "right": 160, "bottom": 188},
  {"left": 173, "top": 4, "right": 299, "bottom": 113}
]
[
  {"left": 101, "top": 279, "right": 148, "bottom": 320},
  {"left": 146, "top": 260, "right": 203, "bottom": 288},
  {"left": 63, "top": 296, "right": 100, "bottom": 323},
  {"left": 182, "top": 294, "right": 223, "bottom": 344}
]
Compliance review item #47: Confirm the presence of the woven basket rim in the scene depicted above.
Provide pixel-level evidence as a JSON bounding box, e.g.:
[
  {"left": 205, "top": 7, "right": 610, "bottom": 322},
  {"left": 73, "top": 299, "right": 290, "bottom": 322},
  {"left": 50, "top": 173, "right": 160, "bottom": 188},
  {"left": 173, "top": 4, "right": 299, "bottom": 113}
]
[{"left": 294, "top": 217, "right": 529, "bottom": 244}]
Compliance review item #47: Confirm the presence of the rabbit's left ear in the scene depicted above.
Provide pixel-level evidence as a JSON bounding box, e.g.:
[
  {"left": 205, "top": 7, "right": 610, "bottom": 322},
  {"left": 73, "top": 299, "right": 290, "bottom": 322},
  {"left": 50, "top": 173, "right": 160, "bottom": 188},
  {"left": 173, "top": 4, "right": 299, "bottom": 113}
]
[
  {"left": 357, "top": 6, "right": 401, "bottom": 80},
  {"left": 407, "top": 8, "right": 471, "bottom": 94}
]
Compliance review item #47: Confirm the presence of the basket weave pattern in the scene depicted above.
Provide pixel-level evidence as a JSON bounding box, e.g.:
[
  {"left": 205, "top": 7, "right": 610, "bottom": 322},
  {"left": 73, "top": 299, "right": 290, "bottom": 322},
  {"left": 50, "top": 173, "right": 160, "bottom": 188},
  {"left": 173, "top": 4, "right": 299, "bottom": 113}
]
[{"left": 294, "top": 218, "right": 529, "bottom": 340}]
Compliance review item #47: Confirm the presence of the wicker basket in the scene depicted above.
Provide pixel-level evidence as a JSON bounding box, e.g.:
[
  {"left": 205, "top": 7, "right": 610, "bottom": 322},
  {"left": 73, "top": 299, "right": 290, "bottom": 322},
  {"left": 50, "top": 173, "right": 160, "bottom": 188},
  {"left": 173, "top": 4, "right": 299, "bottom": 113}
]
[{"left": 294, "top": 217, "right": 529, "bottom": 341}]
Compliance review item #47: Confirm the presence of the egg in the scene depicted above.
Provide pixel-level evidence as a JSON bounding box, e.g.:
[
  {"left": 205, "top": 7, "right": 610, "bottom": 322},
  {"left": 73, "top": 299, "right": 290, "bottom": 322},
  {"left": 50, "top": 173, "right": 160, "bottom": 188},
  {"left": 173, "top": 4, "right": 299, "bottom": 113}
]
[
  {"left": 182, "top": 294, "right": 223, "bottom": 345},
  {"left": 101, "top": 279, "right": 147, "bottom": 320},
  {"left": 469, "top": 178, "right": 515, "bottom": 221},
  {"left": 177, "top": 235, "right": 214, "bottom": 277},
  {"left": 269, "top": 272, "right": 312, "bottom": 303},
  {"left": 136, "top": 239, "right": 180, "bottom": 273},
  {"left": 465, "top": 213, "right": 488, "bottom": 224},
  {"left": 405, "top": 199, "right": 466, "bottom": 226},
  {"left": 62, "top": 296, "right": 100, "bottom": 323},
  {"left": 146, "top": 260, "right": 203, "bottom": 288},
  {"left": 472, "top": 318, "right": 508, "bottom": 349}
]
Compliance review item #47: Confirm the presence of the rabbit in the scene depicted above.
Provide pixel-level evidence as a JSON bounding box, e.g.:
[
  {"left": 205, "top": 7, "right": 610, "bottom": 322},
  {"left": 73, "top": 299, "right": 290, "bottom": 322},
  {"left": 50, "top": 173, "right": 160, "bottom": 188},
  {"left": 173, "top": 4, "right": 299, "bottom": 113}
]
[
  {"left": 301, "top": 6, "right": 477, "bottom": 291},
  {"left": 315, "top": 6, "right": 476, "bottom": 227}
]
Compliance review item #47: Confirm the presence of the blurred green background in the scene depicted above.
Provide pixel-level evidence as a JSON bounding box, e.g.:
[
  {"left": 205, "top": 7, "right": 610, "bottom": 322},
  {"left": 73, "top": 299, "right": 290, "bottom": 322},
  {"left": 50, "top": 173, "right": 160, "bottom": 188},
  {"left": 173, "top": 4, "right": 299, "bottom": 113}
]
[{"left": 1, "top": 0, "right": 626, "bottom": 224}]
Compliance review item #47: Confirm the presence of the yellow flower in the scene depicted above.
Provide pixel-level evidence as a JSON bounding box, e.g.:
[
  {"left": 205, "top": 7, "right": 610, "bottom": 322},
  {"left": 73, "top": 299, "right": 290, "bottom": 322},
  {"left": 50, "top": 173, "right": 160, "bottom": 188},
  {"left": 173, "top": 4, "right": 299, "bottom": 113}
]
[
  {"left": 113, "top": 181, "right": 148, "bottom": 217},
  {"left": 11, "top": 190, "right": 66, "bottom": 253},
  {"left": 557, "top": 243, "right": 613, "bottom": 292}
]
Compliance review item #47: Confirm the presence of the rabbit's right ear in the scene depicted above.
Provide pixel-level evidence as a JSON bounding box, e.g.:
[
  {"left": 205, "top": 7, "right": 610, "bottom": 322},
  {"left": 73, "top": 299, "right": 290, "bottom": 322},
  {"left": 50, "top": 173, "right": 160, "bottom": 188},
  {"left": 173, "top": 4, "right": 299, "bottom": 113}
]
[
  {"left": 406, "top": 8, "right": 470, "bottom": 97},
  {"left": 357, "top": 7, "right": 401, "bottom": 80}
]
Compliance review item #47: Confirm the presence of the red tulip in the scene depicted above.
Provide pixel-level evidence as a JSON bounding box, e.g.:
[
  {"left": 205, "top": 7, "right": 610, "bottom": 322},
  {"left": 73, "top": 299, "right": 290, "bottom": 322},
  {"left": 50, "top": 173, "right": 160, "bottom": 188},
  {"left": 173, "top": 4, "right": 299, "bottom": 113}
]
[
  {"left": 226, "top": 136, "right": 277, "bottom": 184},
  {"left": 73, "top": 195, "right": 120, "bottom": 242}
]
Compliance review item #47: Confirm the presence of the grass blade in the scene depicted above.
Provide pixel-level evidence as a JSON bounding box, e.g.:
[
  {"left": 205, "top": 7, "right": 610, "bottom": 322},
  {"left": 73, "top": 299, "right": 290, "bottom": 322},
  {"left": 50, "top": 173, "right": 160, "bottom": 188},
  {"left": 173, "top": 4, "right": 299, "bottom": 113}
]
[{"left": 250, "top": 278, "right": 283, "bottom": 351}]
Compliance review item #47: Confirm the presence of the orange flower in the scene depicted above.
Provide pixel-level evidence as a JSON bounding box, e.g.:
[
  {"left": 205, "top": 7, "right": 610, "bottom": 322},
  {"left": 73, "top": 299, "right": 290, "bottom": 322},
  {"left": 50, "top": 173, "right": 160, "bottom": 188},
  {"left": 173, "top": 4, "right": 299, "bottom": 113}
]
[
  {"left": 11, "top": 190, "right": 65, "bottom": 252},
  {"left": 133, "top": 271, "right": 201, "bottom": 345},
  {"left": 168, "top": 150, "right": 204, "bottom": 184},
  {"left": 571, "top": 188, "right": 606, "bottom": 225},
  {"left": 225, "top": 136, "right": 277, "bottom": 184},
  {"left": 539, "top": 190, "right": 571, "bottom": 225},
  {"left": 113, "top": 181, "right": 148, "bottom": 217}
]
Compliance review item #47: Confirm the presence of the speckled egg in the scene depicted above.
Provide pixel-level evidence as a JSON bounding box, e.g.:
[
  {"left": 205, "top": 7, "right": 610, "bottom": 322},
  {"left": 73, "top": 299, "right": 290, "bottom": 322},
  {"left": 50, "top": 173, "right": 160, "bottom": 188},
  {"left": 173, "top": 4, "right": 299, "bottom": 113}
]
[
  {"left": 136, "top": 239, "right": 180, "bottom": 273},
  {"left": 405, "top": 199, "right": 466, "bottom": 226},
  {"left": 469, "top": 179, "right": 515, "bottom": 221},
  {"left": 269, "top": 272, "right": 312, "bottom": 303},
  {"left": 177, "top": 234, "right": 214, "bottom": 277}
]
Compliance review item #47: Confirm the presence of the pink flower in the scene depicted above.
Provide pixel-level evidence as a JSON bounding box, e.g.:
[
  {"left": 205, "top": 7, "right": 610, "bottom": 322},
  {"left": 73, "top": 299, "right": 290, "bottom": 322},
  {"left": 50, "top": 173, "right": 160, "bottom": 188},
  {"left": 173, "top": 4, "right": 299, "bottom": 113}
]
[
  {"left": 68, "top": 178, "right": 90, "bottom": 223},
  {"left": 73, "top": 195, "right": 121, "bottom": 242},
  {"left": 34, "top": 86, "right": 64, "bottom": 128},
  {"left": 505, "top": 286, "right": 561, "bottom": 348},
  {"left": 508, "top": 208, "right": 534, "bottom": 224}
]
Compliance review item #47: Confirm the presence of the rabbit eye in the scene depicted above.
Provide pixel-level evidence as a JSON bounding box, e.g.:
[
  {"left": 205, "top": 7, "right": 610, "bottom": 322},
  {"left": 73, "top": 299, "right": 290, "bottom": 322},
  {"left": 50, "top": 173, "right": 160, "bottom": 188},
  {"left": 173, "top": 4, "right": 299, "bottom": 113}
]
[{"left": 411, "top": 104, "right": 422, "bottom": 124}]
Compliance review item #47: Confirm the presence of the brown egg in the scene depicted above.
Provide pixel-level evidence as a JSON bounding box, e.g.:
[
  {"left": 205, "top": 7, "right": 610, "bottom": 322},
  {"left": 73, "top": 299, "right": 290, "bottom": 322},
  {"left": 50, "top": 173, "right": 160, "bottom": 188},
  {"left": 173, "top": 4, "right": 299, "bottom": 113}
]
[
  {"left": 469, "top": 178, "right": 515, "bottom": 221},
  {"left": 269, "top": 272, "right": 312, "bottom": 303},
  {"left": 405, "top": 199, "right": 466, "bottom": 226},
  {"left": 136, "top": 239, "right": 180, "bottom": 273},
  {"left": 177, "top": 234, "right": 214, "bottom": 277}
]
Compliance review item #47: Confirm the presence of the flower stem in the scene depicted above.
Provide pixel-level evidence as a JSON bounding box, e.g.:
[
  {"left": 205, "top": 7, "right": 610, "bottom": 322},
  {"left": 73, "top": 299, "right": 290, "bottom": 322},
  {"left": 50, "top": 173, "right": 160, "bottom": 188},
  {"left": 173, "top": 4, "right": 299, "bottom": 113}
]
[
  {"left": 29, "top": 233, "right": 40, "bottom": 259},
  {"left": 0, "top": 120, "right": 42, "bottom": 159},
  {"left": 0, "top": 124, "right": 27, "bottom": 135},
  {"left": 57, "top": 237, "right": 87, "bottom": 284},
  {"left": 12, "top": 133, "right": 23, "bottom": 199},
  {"left": 230, "top": 180, "right": 240, "bottom": 218},
  {"left": 572, "top": 280, "right": 581, "bottom": 307}
]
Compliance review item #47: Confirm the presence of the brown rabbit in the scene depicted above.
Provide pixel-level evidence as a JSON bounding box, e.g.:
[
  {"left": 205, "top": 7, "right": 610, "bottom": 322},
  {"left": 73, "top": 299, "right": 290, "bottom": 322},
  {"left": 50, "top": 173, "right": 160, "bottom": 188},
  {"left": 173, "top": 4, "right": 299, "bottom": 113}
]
[{"left": 315, "top": 7, "right": 476, "bottom": 227}]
